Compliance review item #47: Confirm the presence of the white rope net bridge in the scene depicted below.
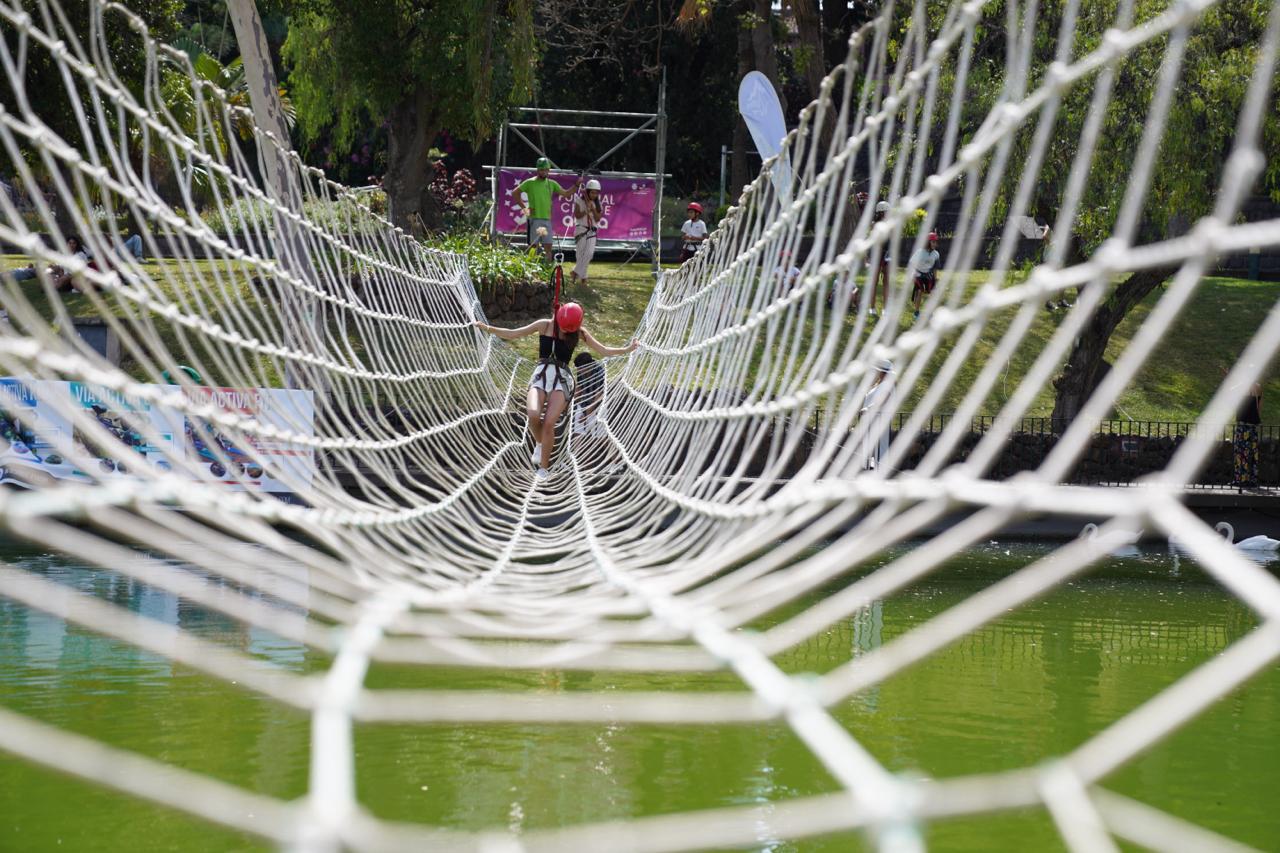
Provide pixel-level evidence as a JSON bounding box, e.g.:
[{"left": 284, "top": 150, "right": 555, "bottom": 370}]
[{"left": 0, "top": 0, "right": 1279, "bottom": 849}]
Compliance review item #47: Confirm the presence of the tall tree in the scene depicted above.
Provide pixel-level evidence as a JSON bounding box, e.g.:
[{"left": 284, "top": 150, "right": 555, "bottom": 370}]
[
  {"left": 283, "top": 0, "right": 535, "bottom": 234},
  {"left": 911, "top": 0, "right": 1279, "bottom": 424},
  {"left": 728, "top": 0, "right": 785, "bottom": 199}
]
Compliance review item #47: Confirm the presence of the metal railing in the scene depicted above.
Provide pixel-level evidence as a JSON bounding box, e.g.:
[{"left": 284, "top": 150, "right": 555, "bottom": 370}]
[{"left": 886, "top": 414, "right": 1277, "bottom": 488}]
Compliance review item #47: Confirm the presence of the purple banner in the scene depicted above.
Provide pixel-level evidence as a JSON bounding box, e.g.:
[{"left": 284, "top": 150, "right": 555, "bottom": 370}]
[{"left": 494, "top": 168, "right": 655, "bottom": 242}]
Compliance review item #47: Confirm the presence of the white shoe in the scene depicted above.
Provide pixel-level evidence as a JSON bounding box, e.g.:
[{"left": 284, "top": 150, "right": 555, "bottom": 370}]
[{"left": 534, "top": 467, "right": 550, "bottom": 483}]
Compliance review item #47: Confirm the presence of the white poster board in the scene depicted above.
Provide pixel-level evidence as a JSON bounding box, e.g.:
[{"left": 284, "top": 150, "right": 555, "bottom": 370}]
[{"left": 0, "top": 378, "right": 315, "bottom": 494}]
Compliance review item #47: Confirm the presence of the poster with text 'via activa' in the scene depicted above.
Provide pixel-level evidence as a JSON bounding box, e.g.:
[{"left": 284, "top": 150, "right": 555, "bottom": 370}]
[{"left": 0, "top": 378, "right": 314, "bottom": 494}]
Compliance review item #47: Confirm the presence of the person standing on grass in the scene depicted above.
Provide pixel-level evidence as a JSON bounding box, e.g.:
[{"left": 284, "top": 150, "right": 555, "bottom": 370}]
[
  {"left": 910, "top": 231, "right": 942, "bottom": 321},
  {"left": 678, "top": 202, "right": 708, "bottom": 264},
  {"left": 572, "top": 179, "right": 603, "bottom": 284},
  {"left": 517, "top": 157, "right": 577, "bottom": 264},
  {"left": 868, "top": 200, "right": 891, "bottom": 317},
  {"left": 475, "top": 303, "right": 637, "bottom": 483}
]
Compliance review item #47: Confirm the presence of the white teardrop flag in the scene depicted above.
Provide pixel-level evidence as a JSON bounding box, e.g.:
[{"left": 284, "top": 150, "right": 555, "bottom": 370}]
[{"left": 738, "top": 70, "right": 792, "bottom": 201}]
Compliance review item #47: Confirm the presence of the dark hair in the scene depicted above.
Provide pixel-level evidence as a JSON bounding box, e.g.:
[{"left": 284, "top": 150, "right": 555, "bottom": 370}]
[{"left": 574, "top": 351, "right": 595, "bottom": 367}]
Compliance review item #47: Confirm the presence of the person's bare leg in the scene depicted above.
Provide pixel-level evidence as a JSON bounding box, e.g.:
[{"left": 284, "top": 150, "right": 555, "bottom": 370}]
[
  {"left": 875, "top": 265, "right": 888, "bottom": 313},
  {"left": 540, "top": 390, "right": 568, "bottom": 469},
  {"left": 526, "top": 387, "right": 546, "bottom": 448}
]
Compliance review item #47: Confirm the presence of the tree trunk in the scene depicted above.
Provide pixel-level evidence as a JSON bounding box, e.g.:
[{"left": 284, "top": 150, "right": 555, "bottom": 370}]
[
  {"left": 821, "top": 0, "right": 851, "bottom": 69},
  {"left": 730, "top": 2, "right": 753, "bottom": 201},
  {"left": 751, "top": 0, "right": 786, "bottom": 117},
  {"left": 385, "top": 90, "right": 442, "bottom": 236},
  {"left": 790, "top": 0, "right": 826, "bottom": 104},
  {"left": 1050, "top": 266, "right": 1177, "bottom": 427}
]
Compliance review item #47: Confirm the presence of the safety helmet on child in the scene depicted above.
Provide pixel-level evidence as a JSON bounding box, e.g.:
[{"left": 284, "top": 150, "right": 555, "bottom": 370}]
[
  {"left": 687, "top": 202, "right": 703, "bottom": 213},
  {"left": 556, "top": 302, "right": 583, "bottom": 332},
  {"left": 927, "top": 231, "right": 939, "bottom": 242},
  {"left": 585, "top": 179, "right": 601, "bottom": 191},
  {"left": 875, "top": 200, "right": 890, "bottom": 213},
  {"left": 536, "top": 157, "right": 552, "bottom": 170}
]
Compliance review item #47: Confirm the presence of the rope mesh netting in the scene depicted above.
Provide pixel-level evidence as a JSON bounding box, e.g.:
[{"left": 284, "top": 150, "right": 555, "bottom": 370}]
[{"left": 1, "top": 0, "right": 1279, "bottom": 848}]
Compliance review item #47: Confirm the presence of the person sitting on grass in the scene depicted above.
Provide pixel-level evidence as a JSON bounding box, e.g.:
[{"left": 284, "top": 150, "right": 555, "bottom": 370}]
[
  {"left": 475, "top": 303, "right": 637, "bottom": 483},
  {"left": 7, "top": 235, "right": 87, "bottom": 286},
  {"left": 517, "top": 157, "right": 577, "bottom": 265},
  {"left": 50, "top": 236, "right": 92, "bottom": 292},
  {"left": 910, "top": 231, "right": 942, "bottom": 321}
]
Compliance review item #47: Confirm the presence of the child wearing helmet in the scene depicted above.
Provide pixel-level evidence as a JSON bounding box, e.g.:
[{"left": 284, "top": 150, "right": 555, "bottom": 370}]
[
  {"left": 475, "top": 303, "right": 637, "bottom": 482},
  {"left": 517, "top": 157, "right": 577, "bottom": 264},
  {"left": 678, "top": 202, "right": 708, "bottom": 264},
  {"left": 572, "top": 179, "right": 603, "bottom": 284},
  {"left": 910, "top": 231, "right": 942, "bottom": 321}
]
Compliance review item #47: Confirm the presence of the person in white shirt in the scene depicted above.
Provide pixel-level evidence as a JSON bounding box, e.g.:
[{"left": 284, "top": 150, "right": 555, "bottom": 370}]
[
  {"left": 572, "top": 179, "right": 603, "bottom": 284},
  {"left": 910, "top": 231, "right": 942, "bottom": 321},
  {"left": 678, "top": 202, "right": 708, "bottom": 263},
  {"left": 860, "top": 357, "right": 895, "bottom": 470},
  {"left": 775, "top": 248, "right": 801, "bottom": 295}
]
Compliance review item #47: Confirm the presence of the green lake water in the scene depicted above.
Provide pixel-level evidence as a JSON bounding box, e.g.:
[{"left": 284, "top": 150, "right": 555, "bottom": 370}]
[{"left": 1, "top": 541, "right": 1278, "bottom": 851}]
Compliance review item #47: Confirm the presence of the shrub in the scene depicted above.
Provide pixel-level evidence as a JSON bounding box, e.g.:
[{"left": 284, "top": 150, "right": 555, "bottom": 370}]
[{"left": 427, "top": 231, "right": 547, "bottom": 302}]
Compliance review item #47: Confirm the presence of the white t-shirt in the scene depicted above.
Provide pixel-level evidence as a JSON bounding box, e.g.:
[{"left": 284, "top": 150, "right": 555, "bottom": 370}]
[
  {"left": 911, "top": 248, "right": 940, "bottom": 274},
  {"left": 681, "top": 218, "right": 708, "bottom": 247}
]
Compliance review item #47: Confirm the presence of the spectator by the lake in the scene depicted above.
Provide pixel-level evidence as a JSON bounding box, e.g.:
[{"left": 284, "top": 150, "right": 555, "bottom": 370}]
[
  {"left": 1232, "top": 367, "right": 1263, "bottom": 490},
  {"left": 860, "top": 357, "right": 895, "bottom": 471}
]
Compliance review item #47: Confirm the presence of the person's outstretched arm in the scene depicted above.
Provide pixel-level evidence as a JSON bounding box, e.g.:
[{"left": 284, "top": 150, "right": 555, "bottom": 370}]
[
  {"left": 475, "top": 319, "right": 548, "bottom": 341},
  {"left": 581, "top": 328, "right": 638, "bottom": 357}
]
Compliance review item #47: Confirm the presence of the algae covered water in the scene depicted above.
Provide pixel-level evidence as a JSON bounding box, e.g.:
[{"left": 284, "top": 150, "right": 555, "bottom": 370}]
[{"left": 0, "top": 541, "right": 1277, "bottom": 851}]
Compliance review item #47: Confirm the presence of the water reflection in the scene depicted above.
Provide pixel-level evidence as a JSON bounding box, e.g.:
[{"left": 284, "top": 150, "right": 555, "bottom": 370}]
[{"left": 0, "top": 543, "right": 1277, "bottom": 851}]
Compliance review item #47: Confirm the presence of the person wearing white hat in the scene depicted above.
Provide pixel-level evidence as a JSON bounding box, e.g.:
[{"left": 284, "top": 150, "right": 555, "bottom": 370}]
[
  {"left": 860, "top": 357, "right": 895, "bottom": 470},
  {"left": 572, "top": 178, "right": 603, "bottom": 283},
  {"left": 868, "top": 200, "right": 892, "bottom": 317}
]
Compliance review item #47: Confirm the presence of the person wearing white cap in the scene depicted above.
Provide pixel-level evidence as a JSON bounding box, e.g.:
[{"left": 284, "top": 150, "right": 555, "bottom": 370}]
[
  {"left": 860, "top": 357, "right": 895, "bottom": 470},
  {"left": 572, "top": 178, "right": 603, "bottom": 283},
  {"left": 868, "top": 200, "right": 891, "bottom": 317}
]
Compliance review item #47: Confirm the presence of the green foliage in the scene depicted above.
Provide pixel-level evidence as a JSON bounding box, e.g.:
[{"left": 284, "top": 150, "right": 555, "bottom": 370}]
[
  {"left": 282, "top": 0, "right": 537, "bottom": 151},
  {"left": 931, "top": 0, "right": 1278, "bottom": 254},
  {"left": 0, "top": 0, "right": 183, "bottom": 174},
  {"left": 903, "top": 207, "right": 928, "bottom": 238},
  {"left": 426, "top": 231, "right": 548, "bottom": 302},
  {"left": 200, "top": 193, "right": 391, "bottom": 237}
]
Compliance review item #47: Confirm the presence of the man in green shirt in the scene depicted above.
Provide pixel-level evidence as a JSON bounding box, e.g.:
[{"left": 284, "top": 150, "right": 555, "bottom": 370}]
[{"left": 517, "top": 157, "right": 576, "bottom": 263}]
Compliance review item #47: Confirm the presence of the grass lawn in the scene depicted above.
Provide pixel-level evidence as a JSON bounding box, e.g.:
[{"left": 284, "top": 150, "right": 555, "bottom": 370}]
[
  {"left": 576, "top": 261, "right": 1280, "bottom": 423},
  {"left": 5, "top": 252, "right": 1275, "bottom": 424}
]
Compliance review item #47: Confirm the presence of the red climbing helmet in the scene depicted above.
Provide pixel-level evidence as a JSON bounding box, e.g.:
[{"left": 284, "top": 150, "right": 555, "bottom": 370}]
[
  {"left": 556, "top": 302, "right": 583, "bottom": 332},
  {"left": 927, "top": 231, "right": 939, "bottom": 242},
  {"left": 687, "top": 202, "right": 703, "bottom": 213}
]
